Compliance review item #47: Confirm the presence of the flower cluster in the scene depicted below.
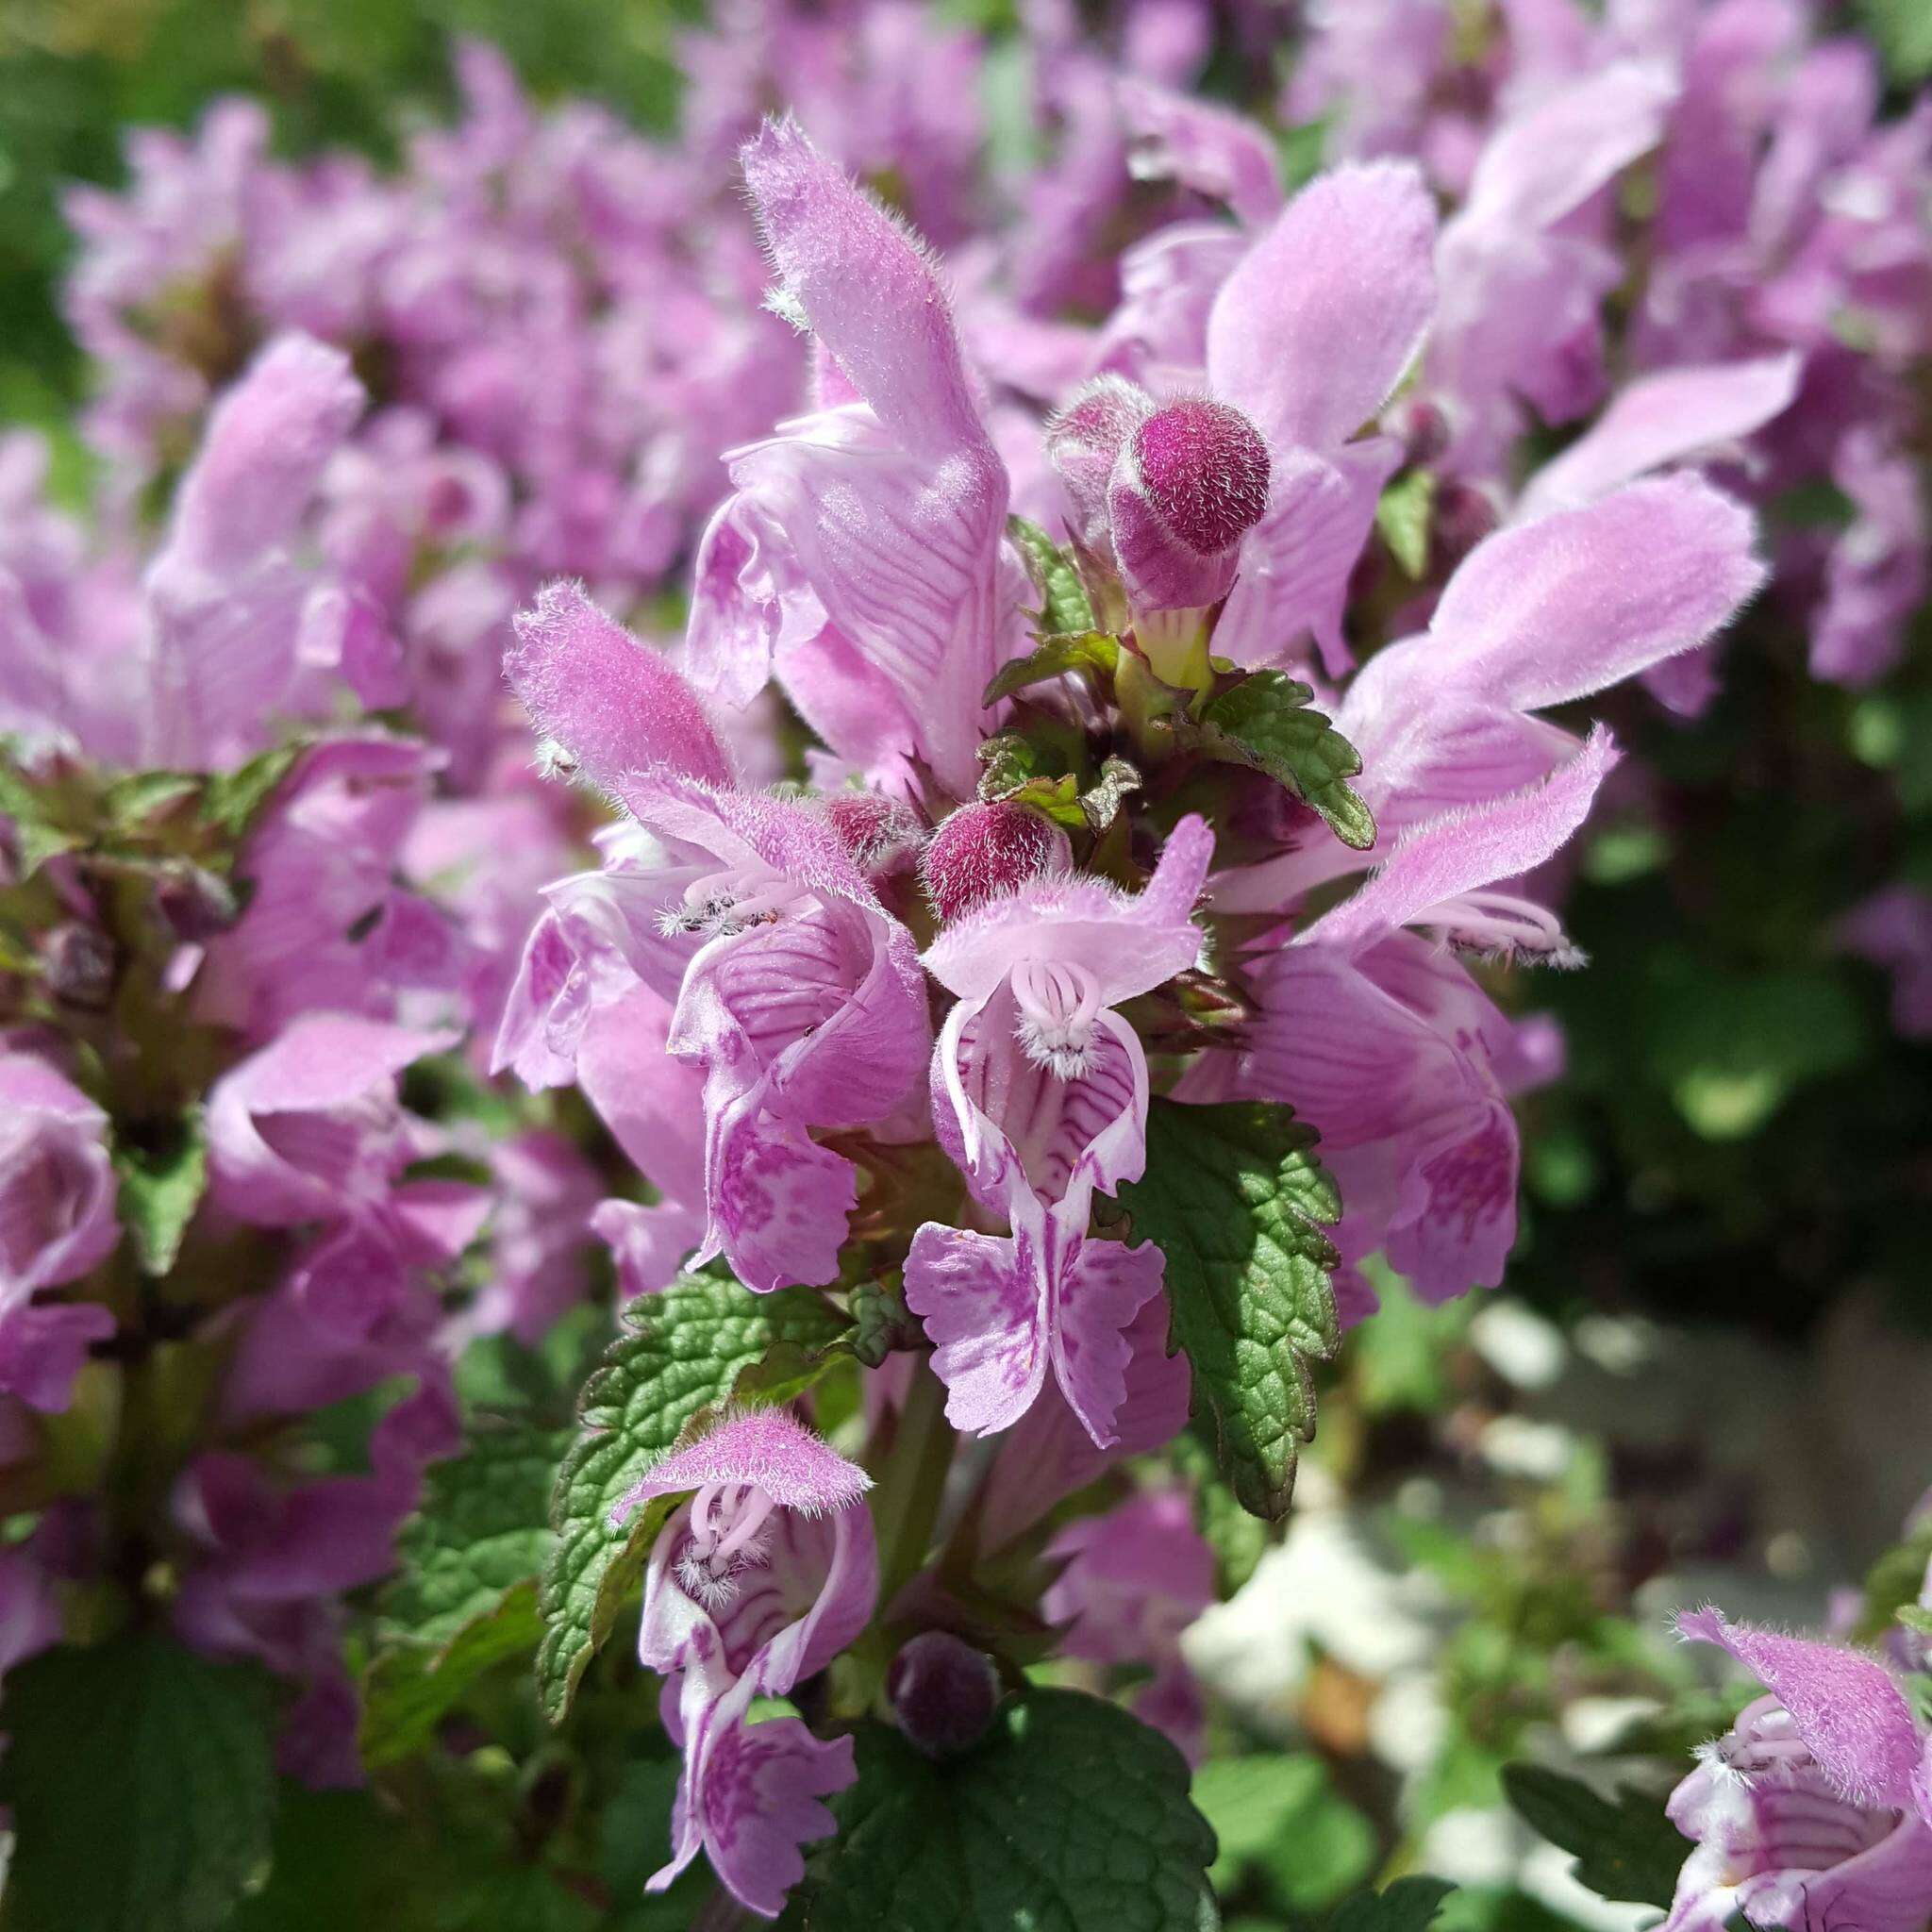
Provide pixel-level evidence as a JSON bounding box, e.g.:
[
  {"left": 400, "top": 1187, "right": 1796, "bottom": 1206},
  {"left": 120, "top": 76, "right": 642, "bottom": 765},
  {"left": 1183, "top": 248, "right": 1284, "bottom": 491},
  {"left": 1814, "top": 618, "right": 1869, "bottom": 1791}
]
[
  {"left": 0, "top": 1, "right": 1925, "bottom": 1924},
  {"left": 491, "top": 115, "right": 1772, "bottom": 1905}
]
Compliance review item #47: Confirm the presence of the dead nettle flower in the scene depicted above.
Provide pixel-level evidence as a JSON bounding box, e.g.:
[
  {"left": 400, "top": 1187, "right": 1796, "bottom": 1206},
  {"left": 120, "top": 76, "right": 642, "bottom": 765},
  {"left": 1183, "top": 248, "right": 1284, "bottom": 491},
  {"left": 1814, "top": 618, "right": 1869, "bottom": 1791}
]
[
  {"left": 1661, "top": 1607, "right": 1932, "bottom": 1932},
  {"left": 610, "top": 1407, "right": 877, "bottom": 1918}
]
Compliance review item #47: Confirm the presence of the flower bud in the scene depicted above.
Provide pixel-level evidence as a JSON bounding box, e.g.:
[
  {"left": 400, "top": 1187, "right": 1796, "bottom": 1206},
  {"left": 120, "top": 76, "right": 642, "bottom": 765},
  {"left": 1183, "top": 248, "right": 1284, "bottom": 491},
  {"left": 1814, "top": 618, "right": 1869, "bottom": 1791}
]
[
  {"left": 822, "top": 791, "right": 924, "bottom": 877},
  {"left": 1108, "top": 396, "right": 1271, "bottom": 612},
  {"left": 920, "top": 801, "right": 1071, "bottom": 924},
  {"left": 42, "top": 924, "right": 114, "bottom": 1010},
  {"left": 887, "top": 1631, "right": 1002, "bottom": 1757},
  {"left": 1044, "top": 375, "right": 1156, "bottom": 552}
]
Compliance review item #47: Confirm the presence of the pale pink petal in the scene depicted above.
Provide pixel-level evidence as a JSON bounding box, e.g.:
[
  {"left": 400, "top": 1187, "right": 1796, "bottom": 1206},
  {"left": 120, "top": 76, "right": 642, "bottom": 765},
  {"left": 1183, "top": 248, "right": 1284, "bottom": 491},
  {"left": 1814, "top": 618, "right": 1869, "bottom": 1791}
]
[
  {"left": 507, "top": 580, "right": 731, "bottom": 791},
  {"left": 903, "top": 1220, "right": 1049, "bottom": 1437},
  {"left": 1121, "top": 80, "right": 1283, "bottom": 225},
  {"left": 1516, "top": 355, "right": 1801, "bottom": 518},
  {"left": 1301, "top": 728, "right": 1618, "bottom": 956},
  {"left": 741, "top": 116, "right": 985, "bottom": 457},
  {"left": 1207, "top": 160, "right": 1438, "bottom": 453},
  {"left": 1213, "top": 438, "right": 1402, "bottom": 675},
  {"left": 1051, "top": 1232, "right": 1168, "bottom": 1450}
]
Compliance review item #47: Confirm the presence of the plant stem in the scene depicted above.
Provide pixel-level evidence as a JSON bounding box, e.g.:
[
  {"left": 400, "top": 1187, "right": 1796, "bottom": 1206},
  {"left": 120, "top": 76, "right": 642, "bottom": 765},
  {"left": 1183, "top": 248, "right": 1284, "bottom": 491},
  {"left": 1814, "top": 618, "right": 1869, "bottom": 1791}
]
[{"left": 864, "top": 1356, "right": 956, "bottom": 1614}]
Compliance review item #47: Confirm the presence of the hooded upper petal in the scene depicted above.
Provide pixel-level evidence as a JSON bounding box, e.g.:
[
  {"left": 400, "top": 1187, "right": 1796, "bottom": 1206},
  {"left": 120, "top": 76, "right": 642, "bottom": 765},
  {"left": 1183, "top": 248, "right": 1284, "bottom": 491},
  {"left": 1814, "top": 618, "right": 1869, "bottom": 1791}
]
[
  {"left": 507, "top": 580, "right": 732, "bottom": 792},
  {"left": 1677, "top": 1608, "right": 1927, "bottom": 1813},
  {"left": 1341, "top": 475, "right": 1764, "bottom": 812}
]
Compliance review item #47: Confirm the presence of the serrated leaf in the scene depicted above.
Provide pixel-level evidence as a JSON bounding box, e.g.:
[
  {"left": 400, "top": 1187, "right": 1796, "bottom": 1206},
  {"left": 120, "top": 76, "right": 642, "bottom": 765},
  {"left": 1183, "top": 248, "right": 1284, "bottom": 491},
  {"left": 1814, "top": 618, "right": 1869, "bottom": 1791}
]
[
  {"left": 778, "top": 1689, "right": 1218, "bottom": 1931},
  {"left": 1008, "top": 514, "right": 1098, "bottom": 635},
  {"left": 984, "top": 629, "right": 1120, "bottom": 706},
  {"left": 381, "top": 1417, "right": 570, "bottom": 1649},
  {"left": 1120, "top": 1099, "right": 1341, "bottom": 1521},
  {"left": 849, "top": 1275, "right": 924, "bottom": 1369},
  {"left": 1374, "top": 469, "right": 1436, "bottom": 579},
  {"left": 361, "top": 1581, "right": 544, "bottom": 1769},
  {"left": 537, "top": 1271, "right": 850, "bottom": 1724},
  {"left": 1329, "top": 1878, "right": 1458, "bottom": 1932},
  {"left": 1501, "top": 1764, "right": 1685, "bottom": 1909},
  {"left": 114, "top": 1109, "right": 208, "bottom": 1275},
  {"left": 1194, "top": 672, "right": 1375, "bottom": 850},
  {"left": 1900, "top": 1605, "right": 1932, "bottom": 1636},
  {"left": 0, "top": 1632, "right": 276, "bottom": 1932}
]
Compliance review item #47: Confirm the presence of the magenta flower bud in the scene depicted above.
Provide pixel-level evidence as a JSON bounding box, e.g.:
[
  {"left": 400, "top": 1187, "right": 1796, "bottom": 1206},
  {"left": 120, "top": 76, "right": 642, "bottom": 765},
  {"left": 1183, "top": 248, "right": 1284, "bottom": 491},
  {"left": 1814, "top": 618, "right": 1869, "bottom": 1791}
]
[
  {"left": 42, "top": 924, "right": 114, "bottom": 1009},
  {"left": 821, "top": 791, "right": 925, "bottom": 877},
  {"left": 1109, "top": 396, "right": 1272, "bottom": 612},
  {"left": 887, "top": 1631, "right": 1002, "bottom": 1757},
  {"left": 1044, "top": 375, "right": 1156, "bottom": 552},
  {"left": 920, "top": 801, "right": 1072, "bottom": 924}
]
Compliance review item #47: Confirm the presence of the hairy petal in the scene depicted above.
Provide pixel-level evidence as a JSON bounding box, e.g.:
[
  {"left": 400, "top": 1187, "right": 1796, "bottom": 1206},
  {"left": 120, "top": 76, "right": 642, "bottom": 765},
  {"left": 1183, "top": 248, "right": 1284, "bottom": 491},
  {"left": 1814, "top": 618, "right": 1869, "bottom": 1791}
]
[
  {"left": 507, "top": 580, "right": 731, "bottom": 791},
  {"left": 1207, "top": 160, "right": 1437, "bottom": 453}
]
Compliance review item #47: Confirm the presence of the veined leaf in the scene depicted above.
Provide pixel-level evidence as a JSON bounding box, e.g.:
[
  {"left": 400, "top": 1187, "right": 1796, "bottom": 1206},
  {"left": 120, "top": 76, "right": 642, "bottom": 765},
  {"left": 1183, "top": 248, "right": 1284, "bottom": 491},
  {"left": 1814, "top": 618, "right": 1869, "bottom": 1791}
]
[
  {"left": 1121, "top": 1099, "right": 1341, "bottom": 1520},
  {"left": 1194, "top": 672, "right": 1375, "bottom": 850}
]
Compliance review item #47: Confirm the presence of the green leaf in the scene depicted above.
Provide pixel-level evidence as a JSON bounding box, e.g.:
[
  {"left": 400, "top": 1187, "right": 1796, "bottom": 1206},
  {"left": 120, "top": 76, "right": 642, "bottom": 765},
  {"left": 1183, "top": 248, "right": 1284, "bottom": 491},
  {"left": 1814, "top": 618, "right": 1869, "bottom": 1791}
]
[
  {"left": 1169, "top": 1423, "right": 1270, "bottom": 1594},
  {"left": 104, "top": 770, "right": 206, "bottom": 830},
  {"left": 1857, "top": 0, "right": 1932, "bottom": 82},
  {"left": 0, "top": 1632, "right": 276, "bottom": 1932},
  {"left": 361, "top": 1581, "right": 544, "bottom": 1769},
  {"left": 1194, "top": 673, "right": 1375, "bottom": 850},
  {"left": 1900, "top": 1605, "right": 1932, "bottom": 1636},
  {"left": 1329, "top": 1878, "right": 1459, "bottom": 1932},
  {"left": 1193, "top": 1753, "right": 1374, "bottom": 1907},
  {"left": 202, "top": 741, "right": 305, "bottom": 841},
  {"left": 1500, "top": 1764, "right": 1685, "bottom": 1909},
  {"left": 0, "top": 757, "right": 86, "bottom": 874},
  {"left": 381, "top": 1417, "right": 570, "bottom": 1650},
  {"left": 976, "top": 729, "right": 1042, "bottom": 797},
  {"left": 779, "top": 1688, "right": 1218, "bottom": 1931},
  {"left": 1120, "top": 1099, "right": 1341, "bottom": 1521},
  {"left": 113, "top": 1108, "right": 208, "bottom": 1275},
  {"left": 1375, "top": 469, "right": 1436, "bottom": 579},
  {"left": 537, "top": 1271, "right": 850, "bottom": 1724},
  {"left": 983, "top": 629, "right": 1120, "bottom": 706},
  {"left": 1008, "top": 514, "right": 1098, "bottom": 635}
]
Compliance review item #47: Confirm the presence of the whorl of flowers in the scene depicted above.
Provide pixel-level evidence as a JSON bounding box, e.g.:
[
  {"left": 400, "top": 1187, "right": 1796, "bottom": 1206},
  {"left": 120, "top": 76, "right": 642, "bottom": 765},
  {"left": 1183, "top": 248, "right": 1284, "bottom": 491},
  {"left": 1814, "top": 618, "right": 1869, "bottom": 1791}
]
[{"left": 0, "top": 1, "right": 1925, "bottom": 1923}]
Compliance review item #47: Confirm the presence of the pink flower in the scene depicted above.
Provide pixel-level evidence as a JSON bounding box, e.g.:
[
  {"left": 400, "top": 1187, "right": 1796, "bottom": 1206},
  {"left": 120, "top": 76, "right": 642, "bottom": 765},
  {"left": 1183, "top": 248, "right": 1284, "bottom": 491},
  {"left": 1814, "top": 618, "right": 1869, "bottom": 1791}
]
[
  {"left": 1188, "top": 733, "right": 1618, "bottom": 1302},
  {"left": 0, "top": 1054, "right": 120, "bottom": 1413},
  {"left": 1662, "top": 1607, "right": 1932, "bottom": 1932},
  {"left": 1053, "top": 158, "right": 1437, "bottom": 678},
  {"left": 501, "top": 585, "right": 930, "bottom": 1291},
  {"left": 686, "top": 117, "right": 1011, "bottom": 798},
  {"left": 904, "top": 817, "right": 1211, "bottom": 1445},
  {"left": 611, "top": 1408, "right": 876, "bottom": 1916},
  {"left": 1043, "top": 1486, "right": 1214, "bottom": 1761}
]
